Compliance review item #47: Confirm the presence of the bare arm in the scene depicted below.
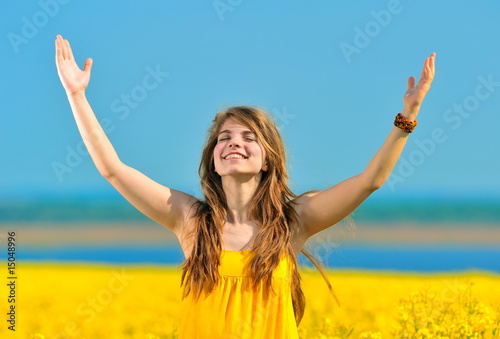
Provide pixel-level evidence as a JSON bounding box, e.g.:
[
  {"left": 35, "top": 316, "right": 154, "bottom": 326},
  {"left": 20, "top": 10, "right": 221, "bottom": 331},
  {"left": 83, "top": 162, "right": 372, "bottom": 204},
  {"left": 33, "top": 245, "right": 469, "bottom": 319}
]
[
  {"left": 296, "top": 53, "right": 436, "bottom": 238},
  {"left": 55, "top": 35, "right": 197, "bottom": 234}
]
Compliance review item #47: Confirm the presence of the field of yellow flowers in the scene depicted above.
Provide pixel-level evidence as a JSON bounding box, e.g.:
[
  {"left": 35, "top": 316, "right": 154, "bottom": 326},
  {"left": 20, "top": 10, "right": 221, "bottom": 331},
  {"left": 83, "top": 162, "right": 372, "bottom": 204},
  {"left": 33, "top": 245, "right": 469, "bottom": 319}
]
[{"left": 2, "top": 263, "right": 499, "bottom": 338}]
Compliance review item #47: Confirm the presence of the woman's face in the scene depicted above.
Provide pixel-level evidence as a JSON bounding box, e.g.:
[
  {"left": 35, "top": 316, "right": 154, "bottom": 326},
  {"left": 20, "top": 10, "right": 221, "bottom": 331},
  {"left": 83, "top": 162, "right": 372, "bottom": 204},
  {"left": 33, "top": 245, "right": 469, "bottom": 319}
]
[{"left": 213, "top": 118, "right": 268, "bottom": 178}]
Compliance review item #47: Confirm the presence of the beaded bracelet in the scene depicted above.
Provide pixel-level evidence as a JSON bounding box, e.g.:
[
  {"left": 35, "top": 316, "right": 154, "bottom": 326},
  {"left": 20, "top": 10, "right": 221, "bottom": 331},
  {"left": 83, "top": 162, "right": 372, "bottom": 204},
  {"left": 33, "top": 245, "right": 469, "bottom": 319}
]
[{"left": 394, "top": 113, "right": 418, "bottom": 133}]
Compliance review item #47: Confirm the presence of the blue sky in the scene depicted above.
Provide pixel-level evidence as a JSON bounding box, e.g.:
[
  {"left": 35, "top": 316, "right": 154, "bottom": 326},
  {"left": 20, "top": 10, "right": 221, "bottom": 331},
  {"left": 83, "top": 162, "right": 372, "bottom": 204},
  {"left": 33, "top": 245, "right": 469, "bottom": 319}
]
[{"left": 1, "top": 0, "right": 499, "bottom": 202}]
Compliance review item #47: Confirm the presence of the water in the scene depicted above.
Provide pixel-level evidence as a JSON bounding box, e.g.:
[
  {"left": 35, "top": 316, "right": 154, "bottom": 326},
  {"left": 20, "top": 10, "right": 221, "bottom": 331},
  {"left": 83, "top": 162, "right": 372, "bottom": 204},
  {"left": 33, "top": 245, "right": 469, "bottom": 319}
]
[
  {"left": 302, "top": 245, "right": 500, "bottom": 273},
  {"left": 2, "top": 197, "right": 500, "bottom": 223},
  {"left": 4, "top": 197, "right": 499, "bottom": 272},
  {"left": 17, "top": 244, "right": 500, "bottom": 273}
]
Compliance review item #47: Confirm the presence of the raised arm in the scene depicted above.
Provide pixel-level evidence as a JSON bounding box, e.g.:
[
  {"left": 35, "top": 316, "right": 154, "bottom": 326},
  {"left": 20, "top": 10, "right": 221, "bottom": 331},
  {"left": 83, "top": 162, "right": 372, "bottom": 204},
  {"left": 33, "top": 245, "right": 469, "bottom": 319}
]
[
  {"left": 295, "top": 53, "right": 436, "bottom": 239},
  {"left": 55, "top": 35, "right": 197, "bottom": 235}
]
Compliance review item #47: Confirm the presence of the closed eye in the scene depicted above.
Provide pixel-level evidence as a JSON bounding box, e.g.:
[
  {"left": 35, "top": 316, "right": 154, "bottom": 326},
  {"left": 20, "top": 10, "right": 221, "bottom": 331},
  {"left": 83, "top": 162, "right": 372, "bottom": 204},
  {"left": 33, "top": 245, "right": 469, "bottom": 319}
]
[{"left": 218, "top": 137, "right": 256, "bottom": 142}]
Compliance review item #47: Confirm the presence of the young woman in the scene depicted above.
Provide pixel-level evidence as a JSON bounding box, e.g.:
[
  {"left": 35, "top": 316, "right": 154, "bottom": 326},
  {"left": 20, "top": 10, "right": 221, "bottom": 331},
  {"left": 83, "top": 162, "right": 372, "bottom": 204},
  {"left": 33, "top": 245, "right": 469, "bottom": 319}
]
[{"left": 55, "top": 34, "right": 435, "bottom": 338}]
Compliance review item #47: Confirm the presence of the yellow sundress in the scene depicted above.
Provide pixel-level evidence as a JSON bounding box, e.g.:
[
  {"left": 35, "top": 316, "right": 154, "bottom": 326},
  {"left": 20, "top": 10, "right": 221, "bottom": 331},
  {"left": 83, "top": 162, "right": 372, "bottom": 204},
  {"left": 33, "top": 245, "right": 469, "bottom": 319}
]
[{"left": 178, "top": 248, "right": 299, "bottom": 338}]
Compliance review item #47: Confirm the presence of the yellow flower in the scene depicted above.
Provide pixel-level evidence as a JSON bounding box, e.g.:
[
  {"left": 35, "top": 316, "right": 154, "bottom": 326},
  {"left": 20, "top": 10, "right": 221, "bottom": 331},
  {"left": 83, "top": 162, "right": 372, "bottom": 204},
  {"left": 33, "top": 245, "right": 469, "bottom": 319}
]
[{"left": 6, "top": 264, "right": 500, "bottom": 338}]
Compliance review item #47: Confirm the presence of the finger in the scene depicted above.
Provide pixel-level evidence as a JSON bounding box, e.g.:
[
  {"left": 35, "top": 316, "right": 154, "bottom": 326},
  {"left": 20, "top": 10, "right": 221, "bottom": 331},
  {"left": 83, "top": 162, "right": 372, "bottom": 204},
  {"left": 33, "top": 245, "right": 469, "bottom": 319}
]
[
  {"left": 56, "top": 38, "right": 67, "bottom": 68},
  {"left": 60, "top": 36, "right": 68, "bottom": 60},
  {"left": 83, "top": 58, "right": 93, "bottom": 73},
  {"left": 430, "top": 53, "right": 436, "bottom": 76},
  {"left": 63, "top": 39, "right": 73, "bottom": 61},
  {"left": 55, "top": 37, "right": 62, "bottom": 64},
  {"left": 58, "top": 35, "right": 67, "bottom": 60},
  {"left": 422, "top": 54, "right": 436, "bottom": 82},
  {"left": 419, "top": 56, "right": 430, "bottom": 81},
  {"left": 407, "top": 76, "right": 415, "bottom": 91},
  {"left": 56, "top": 35, "right": 62, "bottom": 57}
]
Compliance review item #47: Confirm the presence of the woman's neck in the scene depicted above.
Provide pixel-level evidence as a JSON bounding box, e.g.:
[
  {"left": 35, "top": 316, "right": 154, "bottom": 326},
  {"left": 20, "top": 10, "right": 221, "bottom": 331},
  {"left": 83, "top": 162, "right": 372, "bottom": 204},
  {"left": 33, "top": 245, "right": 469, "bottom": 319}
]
[{"left": 221, "top": 175, "right": 261, "bottom": 223}]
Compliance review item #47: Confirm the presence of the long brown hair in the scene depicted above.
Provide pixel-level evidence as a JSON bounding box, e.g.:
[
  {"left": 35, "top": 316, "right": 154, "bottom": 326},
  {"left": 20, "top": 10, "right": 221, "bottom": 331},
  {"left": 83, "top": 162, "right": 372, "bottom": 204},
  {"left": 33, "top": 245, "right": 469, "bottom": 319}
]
[{"left": 180, "top": 105, "right": 337, "bottom": 324}]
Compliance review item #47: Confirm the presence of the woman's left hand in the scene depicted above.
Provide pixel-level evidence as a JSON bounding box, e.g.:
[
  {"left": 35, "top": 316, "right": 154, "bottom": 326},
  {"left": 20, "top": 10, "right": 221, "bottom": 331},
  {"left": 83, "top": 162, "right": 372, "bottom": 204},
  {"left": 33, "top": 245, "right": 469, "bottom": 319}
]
[{"left": 402, "top": 52, "right": 436, "bottom": 119}]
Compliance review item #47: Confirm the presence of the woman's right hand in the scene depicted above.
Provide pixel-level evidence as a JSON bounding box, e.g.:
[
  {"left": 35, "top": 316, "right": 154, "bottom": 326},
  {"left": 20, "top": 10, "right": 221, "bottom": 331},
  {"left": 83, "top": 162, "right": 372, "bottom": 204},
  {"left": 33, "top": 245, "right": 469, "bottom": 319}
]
[{"left": 55, "top": 34, "right": 93, "bottom": 95}]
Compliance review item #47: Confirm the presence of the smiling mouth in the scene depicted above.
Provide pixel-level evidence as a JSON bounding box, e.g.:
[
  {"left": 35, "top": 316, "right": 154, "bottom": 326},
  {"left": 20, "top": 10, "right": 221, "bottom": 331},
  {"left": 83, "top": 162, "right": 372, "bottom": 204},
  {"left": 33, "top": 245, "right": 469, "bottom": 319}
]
[{"left": 224, "top": 154, "right": 247, "bottom": 160}]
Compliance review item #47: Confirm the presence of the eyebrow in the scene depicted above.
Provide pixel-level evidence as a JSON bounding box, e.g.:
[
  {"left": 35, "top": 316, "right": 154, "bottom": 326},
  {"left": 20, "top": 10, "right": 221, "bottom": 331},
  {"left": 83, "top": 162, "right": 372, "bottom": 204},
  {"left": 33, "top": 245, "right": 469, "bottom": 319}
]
[{"left": 217, "top": 129, "right": 255, "bottom": 136}]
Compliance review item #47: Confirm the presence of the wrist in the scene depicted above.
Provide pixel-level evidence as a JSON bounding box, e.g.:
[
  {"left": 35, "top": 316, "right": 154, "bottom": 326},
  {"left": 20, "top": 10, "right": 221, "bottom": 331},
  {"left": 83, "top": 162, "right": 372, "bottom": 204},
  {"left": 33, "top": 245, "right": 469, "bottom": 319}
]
[
  {"left": 67, "top": 90, "right": 86, "bottom": 100},
  {"left": 394, "top": 112, "right": 418, "bottom": 133},
  {"left": 400, "top": 106, "right": 420, "bottom": 121}
]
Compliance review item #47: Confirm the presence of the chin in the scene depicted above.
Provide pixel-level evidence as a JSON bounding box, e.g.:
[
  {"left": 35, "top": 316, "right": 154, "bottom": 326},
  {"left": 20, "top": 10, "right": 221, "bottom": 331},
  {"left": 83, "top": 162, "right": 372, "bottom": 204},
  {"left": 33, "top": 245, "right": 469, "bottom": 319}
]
[{"left": 221, "top": 170, "right": 262, "bottom": 178}]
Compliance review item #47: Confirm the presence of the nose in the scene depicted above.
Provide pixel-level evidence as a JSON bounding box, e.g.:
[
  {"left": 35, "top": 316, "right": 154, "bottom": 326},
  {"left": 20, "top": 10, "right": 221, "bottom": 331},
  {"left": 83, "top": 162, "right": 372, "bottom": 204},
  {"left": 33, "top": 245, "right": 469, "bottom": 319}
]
[{"left": 229, "top": 138, "right": 240, "bottom": 148}]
